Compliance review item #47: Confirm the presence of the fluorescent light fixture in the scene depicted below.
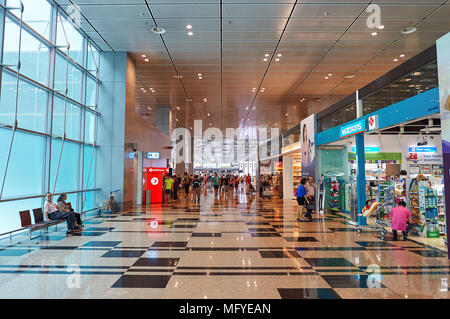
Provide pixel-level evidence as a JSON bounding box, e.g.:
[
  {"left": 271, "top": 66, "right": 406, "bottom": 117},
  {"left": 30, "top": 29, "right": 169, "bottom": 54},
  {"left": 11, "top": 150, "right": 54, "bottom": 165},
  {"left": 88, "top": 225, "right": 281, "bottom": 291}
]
[
  {"left": 187, "top": 31, "right": 194, "bottom": 36},
  {"left": 264, "top": 53, "right": 269, "bottom": 57},
  {"left": 186, "top": 24, "right": 192, "bottom": 29},
  {"left": 377, "top": 25, "right": 385, "bottom": 29},
  {"left": 400, "top": 54, "right": 405, "bottom": 58},
  {"left": 371, "top": 32, "right": 378, "bottom": 36},
  {"left": 144, "top": 58, "right": 149, "bottom": 62},
  {"left": 203, "top": 98, "right": 207, "bottom": 103},
  {"left": 393, "top": 58, "right": 398, "bottom": 62}
]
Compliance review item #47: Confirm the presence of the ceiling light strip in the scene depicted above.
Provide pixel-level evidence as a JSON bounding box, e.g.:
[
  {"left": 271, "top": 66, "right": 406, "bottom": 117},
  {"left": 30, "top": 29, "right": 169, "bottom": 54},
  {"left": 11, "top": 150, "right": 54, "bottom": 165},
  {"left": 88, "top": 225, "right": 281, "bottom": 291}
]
[
  {"left": 242, "top": 0, "right": 299, "bottom": 127},
  {"left": 143, "top": 0, "right": 197, "bottom": 119}
]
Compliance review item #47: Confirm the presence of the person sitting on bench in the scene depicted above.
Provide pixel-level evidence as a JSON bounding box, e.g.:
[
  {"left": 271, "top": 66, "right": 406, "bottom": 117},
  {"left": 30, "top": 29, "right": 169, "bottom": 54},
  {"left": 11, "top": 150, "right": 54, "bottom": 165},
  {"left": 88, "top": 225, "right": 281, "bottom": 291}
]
[
  {"left": 57, "top": 193, "right": 84, "bottom": 230},
  {"left": 44, "top": 192, "right": 79, "bottom": 235}
]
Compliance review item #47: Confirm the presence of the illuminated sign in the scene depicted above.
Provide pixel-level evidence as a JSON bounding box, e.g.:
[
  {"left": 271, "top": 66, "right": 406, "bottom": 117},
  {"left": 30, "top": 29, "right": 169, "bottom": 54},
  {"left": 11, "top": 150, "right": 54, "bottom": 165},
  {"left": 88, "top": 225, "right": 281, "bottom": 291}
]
[
  {"left": 351, "top": 146, "right": 380, "bottom": 153},
  {"left": 368, "top": 115, "right": 379, "bottom": 130},
  {"left": 408, "top": 147, "right": 437, "bottom": 153},
  {"left": 146, "top": 152, "right": 160, "bottom": 159},
  {"left": 340, "top": 120, "right": 366, "bottom": 138}
]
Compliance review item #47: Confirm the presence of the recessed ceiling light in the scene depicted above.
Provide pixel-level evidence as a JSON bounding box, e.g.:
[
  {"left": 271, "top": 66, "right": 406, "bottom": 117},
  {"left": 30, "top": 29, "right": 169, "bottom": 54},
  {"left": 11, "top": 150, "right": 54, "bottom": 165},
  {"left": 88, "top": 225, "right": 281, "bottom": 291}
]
[
  {"left": 377, "top": 25, "right": 385, "bottom": 29},
  {"left": 275, "top": 58, "right": 280, "bottom": 61},
  {"left": 246, "top": 119, "right": 250, "bottom": 122},
  {"left": 187, "top": 31, "right": 194, "bottom": 36},
  {"left": 325, "top": 76, "right": 329, "bottom": 79},
  {"left": 198, "top": 77, "right": 203, "bottom": 80},
  {"left": 274, "top": 123, "right": 278, "bottom": 126},
  {"left": 176, "top": 106, "right": 180, "bottom": 110},
  {"left": 147, "top": 106, "right": 151, "bottom": 110},
  {"left": 277, "top": 53, "right": 282, "bottom": 57},
  {"left": 285, "top": 113, "right": 289, "bottom": 117},
  {"left": 328, "top": 73, "right": 333, "bottom": 76},
  {"left": 174, "top": 74, "right": 183, "bottom": 79},
  {"left": 263, "top": 58, "right": 268, "bottom": 61},
  {"left": 245, "top": 106, "right": 249, "bottom": 110},
  {"left": 203, "top": 98, "right": 207, "bottom": 103},
  {"left": 241, "top": 119, "right": 244, "bottom": 122},
  {"left": 345, "top": 74, "right": 355, "bottom": 79},
  {"left": 209, "top": 123, "right": 212, "bottom": 126},
  {"left": 371, "top": 32, "right": 378, "bottom": 36},
  {"left": 190, "top": 127, "right": 193, "bottom": 130},
  {"left": 144, "top": 58, "right": 149, "bottom": 62},
  {"left": 401, "top": 26, "right": 417, "bottom": 34},
  {"left": 400, "top": 54, "right": 405, "bottom": 58},
  {"left": 143, "top": 90, "right": 147, "bottom": 93},
  {"left": 151, "top": 26, "right": 166, "bottom": 34},
  {"left": 176, "top": 118, "right": 179, "bottom": 122},
  {"left": 198, "top": 73, "right": 202, "bottom": 76},
  {"left": 186, "top": 24, "right": 192, "bottom": 29},
  {"left": 207, "top": 113, "right": 210, "bottom": 117},
  {"left": 185, "top": 98, "right": 192, "bottom": 102},
  {"left": 141, "top": 54, "right": 146, "bottom": 58},
  {"left": 393, "top": 58, "right": 398, "bottom": 62},
  {"left": 264, "top": 53, "right": 269, "bottom": 57},
  {"left": 300, "top": 98, "right": 306, "bottom": 102}
]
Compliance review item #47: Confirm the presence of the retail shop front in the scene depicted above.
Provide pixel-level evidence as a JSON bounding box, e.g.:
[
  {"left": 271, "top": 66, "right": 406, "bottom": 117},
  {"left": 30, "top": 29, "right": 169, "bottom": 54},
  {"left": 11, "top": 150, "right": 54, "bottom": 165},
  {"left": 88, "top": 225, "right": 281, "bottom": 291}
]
[{"left": 316, "top": 87, "right": 447, "bottom": 249}]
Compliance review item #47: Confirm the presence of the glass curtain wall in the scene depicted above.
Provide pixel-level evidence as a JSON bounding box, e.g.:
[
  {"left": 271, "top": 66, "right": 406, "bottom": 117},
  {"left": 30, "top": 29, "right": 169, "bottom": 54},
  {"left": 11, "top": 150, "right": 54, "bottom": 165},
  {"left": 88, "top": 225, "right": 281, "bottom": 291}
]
[{"left": 0, "top": 0, "right": 101, "bottom": 235}]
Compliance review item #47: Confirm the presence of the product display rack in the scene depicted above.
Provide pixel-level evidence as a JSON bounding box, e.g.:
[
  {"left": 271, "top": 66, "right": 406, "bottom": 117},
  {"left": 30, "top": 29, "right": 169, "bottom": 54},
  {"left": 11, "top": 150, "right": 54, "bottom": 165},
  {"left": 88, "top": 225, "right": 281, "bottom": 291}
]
[
  {"left": 324, "top": 176, "right": 345, "bottom": 213},
  {"left": 292, "top": 155, "right": 302, "bottom": 194},
  {"left": 419, "top": 182, "right": 440, "bottom": 238},
  {"left": 407, "top": 184, "right": 422, "bottom": 235},
  {"left": 377, "top": 181, "right": 394, "bottom": 222}
]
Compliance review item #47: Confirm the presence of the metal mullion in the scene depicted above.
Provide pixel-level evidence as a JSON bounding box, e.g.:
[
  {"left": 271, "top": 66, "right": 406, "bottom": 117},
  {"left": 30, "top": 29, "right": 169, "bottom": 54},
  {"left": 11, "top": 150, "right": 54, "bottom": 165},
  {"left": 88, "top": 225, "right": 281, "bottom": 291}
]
[
  {"left": 55, "top": 47, "right": 87, "bottom": 73},
  {"left": 0, "top": 2, "right": 23, "bottom": 200},
  {"left": 5, "top": 10, "right": 53, "bottom": 49},
  {"left": 79, "top": 35, "right": 88, "bottom": 212},
  {"left": 3, "top": 66, "right": 53, "bottom": 93},
  {"left": 0, "top": 0, "right": 6, "bottom": 94}
]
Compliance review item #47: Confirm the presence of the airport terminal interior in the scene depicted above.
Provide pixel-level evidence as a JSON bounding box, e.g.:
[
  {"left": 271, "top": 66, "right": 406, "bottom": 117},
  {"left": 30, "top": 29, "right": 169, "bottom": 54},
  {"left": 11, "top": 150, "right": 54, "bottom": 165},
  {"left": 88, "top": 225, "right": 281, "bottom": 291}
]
[{"left": 0, "top": 0, "right": 450, "bottom": 299}]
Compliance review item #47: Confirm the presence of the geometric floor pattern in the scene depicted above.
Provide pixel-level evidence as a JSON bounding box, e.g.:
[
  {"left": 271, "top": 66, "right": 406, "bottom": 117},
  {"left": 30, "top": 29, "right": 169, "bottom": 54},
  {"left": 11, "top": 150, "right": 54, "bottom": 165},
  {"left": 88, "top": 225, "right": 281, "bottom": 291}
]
[{"left": 0, "top": 187, "right": 449, "bottom": 299}]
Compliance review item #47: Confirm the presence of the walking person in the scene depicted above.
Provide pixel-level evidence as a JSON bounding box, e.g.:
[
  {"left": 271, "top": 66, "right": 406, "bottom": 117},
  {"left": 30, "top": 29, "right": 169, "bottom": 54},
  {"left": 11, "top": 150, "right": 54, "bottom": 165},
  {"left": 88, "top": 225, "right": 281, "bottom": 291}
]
[
  {"left": 296, "top": 178, "right": 307, "bottom": 221},
  {"left": 173, "top": 175, "right": 180, "bottom": 200},
  {"left": 390, "top": 200, "right": 412, "bottom": 241},
  {"left": 213, "top": 172, "right": 220, "bottom": 196},
  {"left": 182, "top": 172, "right": 190, "bottom": 200},
  {"left": 164, "top": 174, "right": 174, "bottom": 204},
  {"left": 245, "top": 173, "right": 251, "bottom": 194},
  {"left": 192, "top": 175, "right": 201, "bottom": 204},
  {"left": 44, "top": 193, "right": 79, "bottom": 235}
]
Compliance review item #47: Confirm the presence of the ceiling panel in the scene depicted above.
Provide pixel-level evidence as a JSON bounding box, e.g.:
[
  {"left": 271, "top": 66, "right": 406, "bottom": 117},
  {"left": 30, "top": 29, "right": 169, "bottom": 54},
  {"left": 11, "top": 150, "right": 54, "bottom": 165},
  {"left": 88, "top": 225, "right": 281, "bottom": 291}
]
[{"left": 54, "top": 0, "right": 448, "bottom": 132}]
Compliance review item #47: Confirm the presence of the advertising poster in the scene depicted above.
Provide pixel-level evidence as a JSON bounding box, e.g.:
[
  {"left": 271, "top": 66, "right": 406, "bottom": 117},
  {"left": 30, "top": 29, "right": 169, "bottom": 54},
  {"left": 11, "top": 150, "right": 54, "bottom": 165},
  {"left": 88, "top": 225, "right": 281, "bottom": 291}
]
[
  {"left": 301, "top": 114, "right": 316, "bottom": 179},
  {"left": 437, "top": 32, "right": 450, "bottom": 243}
]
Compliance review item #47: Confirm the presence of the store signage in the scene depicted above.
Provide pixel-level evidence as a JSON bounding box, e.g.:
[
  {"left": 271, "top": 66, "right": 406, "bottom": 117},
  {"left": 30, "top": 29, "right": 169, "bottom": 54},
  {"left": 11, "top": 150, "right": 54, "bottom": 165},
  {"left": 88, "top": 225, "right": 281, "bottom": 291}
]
[
  {"left": 408, "top": 147, "right": 437, "bottom": 153},
  {"left": 351, "top": 146, "right": 380, "bottom": 153},
  {"left": 368, "top": 115, "right": 379, "bottom": 130},
  {"left": 146, "top": 152, "right": 160, "bottom": 159},
  {"left": 339, "top": 120, "right": 366, "bottom": 138}
]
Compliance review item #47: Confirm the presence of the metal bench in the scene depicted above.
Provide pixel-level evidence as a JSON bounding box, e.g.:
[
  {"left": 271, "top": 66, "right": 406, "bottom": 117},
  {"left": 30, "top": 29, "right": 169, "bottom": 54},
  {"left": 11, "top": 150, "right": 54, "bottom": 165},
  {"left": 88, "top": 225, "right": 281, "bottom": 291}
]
[{"left": 19, "top": 209, "right": 64, "bottom": 240}]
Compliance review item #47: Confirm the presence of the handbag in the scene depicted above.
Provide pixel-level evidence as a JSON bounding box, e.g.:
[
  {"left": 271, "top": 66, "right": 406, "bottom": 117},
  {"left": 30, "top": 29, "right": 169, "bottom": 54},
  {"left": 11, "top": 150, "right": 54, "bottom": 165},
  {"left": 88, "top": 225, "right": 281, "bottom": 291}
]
[{"left": 306, "top": 197, "right": 315, "bottom": 210}]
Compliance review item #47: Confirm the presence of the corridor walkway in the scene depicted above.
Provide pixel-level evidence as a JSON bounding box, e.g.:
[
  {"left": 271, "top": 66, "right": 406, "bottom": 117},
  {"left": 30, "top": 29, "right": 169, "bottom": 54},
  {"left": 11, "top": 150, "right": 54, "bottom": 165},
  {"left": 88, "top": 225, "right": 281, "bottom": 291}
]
[{"left": 0, "top": 188, "right": 448, "bottom": 299}]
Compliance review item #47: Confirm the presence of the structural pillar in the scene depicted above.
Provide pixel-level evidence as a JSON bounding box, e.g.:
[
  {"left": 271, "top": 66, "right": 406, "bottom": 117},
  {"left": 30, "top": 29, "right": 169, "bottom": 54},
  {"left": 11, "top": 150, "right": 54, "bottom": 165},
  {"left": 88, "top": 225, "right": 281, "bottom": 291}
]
[
  {"left": 355, "top": 134, "right": 367, "bottom": 225},
  {"left": 156, "top": 106, "right": 172, "bottom": 136}
]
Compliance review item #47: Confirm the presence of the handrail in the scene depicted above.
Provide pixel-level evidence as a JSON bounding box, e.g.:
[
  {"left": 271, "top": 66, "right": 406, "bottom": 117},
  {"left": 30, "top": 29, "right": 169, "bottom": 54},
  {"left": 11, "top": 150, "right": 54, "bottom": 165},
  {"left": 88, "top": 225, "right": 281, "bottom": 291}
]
[{"left": 0, "top": 188, "right": 101, "bottom": 203}]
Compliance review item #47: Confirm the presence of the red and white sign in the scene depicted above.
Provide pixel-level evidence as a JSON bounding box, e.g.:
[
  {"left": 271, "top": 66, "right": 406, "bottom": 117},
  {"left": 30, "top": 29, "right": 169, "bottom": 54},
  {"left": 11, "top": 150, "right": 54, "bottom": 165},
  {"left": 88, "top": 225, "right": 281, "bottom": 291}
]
[
  {"left": 143, "top": 167, "right": 169, "bottom": 204},
  {"left": 368, "top": 115, "right": 378, "bottom": 130}
]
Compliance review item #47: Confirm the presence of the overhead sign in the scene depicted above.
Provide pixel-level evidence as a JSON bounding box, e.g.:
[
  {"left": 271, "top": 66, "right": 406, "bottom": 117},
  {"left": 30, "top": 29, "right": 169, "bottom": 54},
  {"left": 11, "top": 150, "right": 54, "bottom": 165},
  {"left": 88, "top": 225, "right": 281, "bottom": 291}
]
[
  {"left": 146, "top": 152, "right": 160, "bottom": 159},
  {"left": 368, "top": 115, "right": 379, "bottom": 130},
  {"left": 340, "top": 119, "right": 366, "bottom": 138},
  {"left": 352, "top": 146, "right": 380, "bottom": 153},
  {"left": 408, "top": 147, "right": 437, "bottom": 153}
]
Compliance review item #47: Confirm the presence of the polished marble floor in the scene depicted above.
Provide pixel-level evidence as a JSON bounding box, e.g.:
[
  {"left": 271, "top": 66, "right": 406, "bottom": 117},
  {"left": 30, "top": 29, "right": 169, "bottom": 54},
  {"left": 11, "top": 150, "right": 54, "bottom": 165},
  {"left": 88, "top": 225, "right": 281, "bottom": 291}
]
[{"left": 0, "top": 187, "right": 449, "bottom": 299}]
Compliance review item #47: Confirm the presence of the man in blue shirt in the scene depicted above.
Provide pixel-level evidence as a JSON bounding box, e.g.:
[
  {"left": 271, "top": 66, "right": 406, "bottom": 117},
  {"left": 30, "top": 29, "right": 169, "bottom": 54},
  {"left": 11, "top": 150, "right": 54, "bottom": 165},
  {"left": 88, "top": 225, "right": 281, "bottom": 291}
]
[{"left": 296, "top": 178, "right": 307, "bottom": 221}]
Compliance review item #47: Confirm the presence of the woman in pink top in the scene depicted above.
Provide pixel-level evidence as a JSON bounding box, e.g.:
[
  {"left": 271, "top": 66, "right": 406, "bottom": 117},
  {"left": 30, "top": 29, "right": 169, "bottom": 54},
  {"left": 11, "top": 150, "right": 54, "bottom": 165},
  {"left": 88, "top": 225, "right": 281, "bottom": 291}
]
[{"left": 390, "top": 200, "right": 412, "bottom": 241}]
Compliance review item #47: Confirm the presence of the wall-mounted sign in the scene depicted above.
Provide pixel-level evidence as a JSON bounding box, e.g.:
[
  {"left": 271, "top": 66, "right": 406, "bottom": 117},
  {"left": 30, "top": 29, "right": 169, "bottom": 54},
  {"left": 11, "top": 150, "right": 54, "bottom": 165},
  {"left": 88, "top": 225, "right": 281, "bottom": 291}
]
[
  {"left": 351, "top": 146, "right": 380, "bottom": 153},
  {"left": 339, "top": 119, "right": 366, "bottom": 138},
  {"left": 368, "top": 115, "right": 379, "bottom": 130},
  {"left": 146, "top": 152, "right": 160, "bottom": 159},
  {"left": 408, "top": 147, "right": 437, "bottom": 153}
]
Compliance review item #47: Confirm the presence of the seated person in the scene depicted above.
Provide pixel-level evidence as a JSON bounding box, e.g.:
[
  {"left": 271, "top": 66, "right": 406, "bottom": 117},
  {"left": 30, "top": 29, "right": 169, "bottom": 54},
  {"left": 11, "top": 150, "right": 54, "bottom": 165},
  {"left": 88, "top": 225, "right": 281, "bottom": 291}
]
[
  {"left": 44, "top": 192, "right": 79, "bottom": 235},
  {"left": 57, "top": 193, "right": 83, "bottom": 230},
  {"left": 361, "top": 200, "right": 373, "bottom": 213}
]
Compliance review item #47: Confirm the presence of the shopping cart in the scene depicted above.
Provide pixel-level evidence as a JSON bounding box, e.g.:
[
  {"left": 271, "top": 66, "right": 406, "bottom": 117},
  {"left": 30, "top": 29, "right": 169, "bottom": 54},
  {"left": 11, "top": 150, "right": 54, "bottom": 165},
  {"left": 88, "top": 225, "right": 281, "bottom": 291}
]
[{"left": 355, "top": 200, "right": 393, "bottom": 240}]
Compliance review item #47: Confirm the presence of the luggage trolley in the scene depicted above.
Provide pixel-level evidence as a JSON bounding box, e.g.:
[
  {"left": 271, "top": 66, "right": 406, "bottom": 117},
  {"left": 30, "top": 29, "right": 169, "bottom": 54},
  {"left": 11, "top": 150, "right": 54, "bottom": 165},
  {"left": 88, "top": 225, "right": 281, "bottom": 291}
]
[{"left": 355, "top": 199, "right": 394, "bottom": 240}]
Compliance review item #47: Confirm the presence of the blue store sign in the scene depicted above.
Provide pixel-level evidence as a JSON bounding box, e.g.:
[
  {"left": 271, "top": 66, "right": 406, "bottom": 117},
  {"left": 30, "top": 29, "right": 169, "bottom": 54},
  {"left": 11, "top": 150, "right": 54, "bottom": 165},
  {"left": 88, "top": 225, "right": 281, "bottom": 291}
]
[{"left": 339, "top": 119, "right": 366, "bottom": 138}]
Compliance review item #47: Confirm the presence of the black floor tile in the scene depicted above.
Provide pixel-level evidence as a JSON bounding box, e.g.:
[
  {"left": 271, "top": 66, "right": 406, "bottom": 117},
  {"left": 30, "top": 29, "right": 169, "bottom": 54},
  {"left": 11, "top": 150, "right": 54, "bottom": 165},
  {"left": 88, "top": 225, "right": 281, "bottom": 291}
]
[
  {"left": 84, "top": 227, "right": 115, "bottom": 232},
  {"left": 259, "top": 250, "right": 301, "bottom": 258},
  {"left": 248, "top": 228, "right": 277, "bottom": 232},
  {"left": 191, "top": 233, "right": 222, "bottom": 237},
  {"left": 321, "top": 275, "right": 385, "bottom": 288},
  {"left": 246, "top": 222, "right": 270, "bottom": 226},
  {"left": 304, "top": 258, "right": 355, "bottom": 267},
  {"left": 82, "top": 241, "right": 122, "bottom": 247},
  {"left": 101, "top": 250, "right": 146, "bottom": 258},
  {"left": 71, "top": 232, "right": 107, "bottom": 236},
  {"left": 177, "top": 218, "right": 200, "bottom": 222},
  {"left": 133, "top": 257, "right": 180, "bottom": 267},
  {"left": 356, "top": 241, "right": 394, "bottom": 248},
  {"left": 409, "top": 249, "right": 448, "bottom": 257},
  {"left": 278, "top": 288, "right": 341, "bottom": 299},
  {"left": 284, "top": 236, "right": 319, "bottom": 242},
  {"left": 251, "top": 233, "right": 281, "bottom": 237},
  {"left": 151, "top": 241, "right": 187, "bottom": 248},
  {"left": 111, "top": 275, "right": 171, "bottom": 288},
  {"left": 170, "top": 224, "right": 197, "bottom": 228},
  {"left": 121, "top": 212, "right": 143, "bottom": 216}
]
